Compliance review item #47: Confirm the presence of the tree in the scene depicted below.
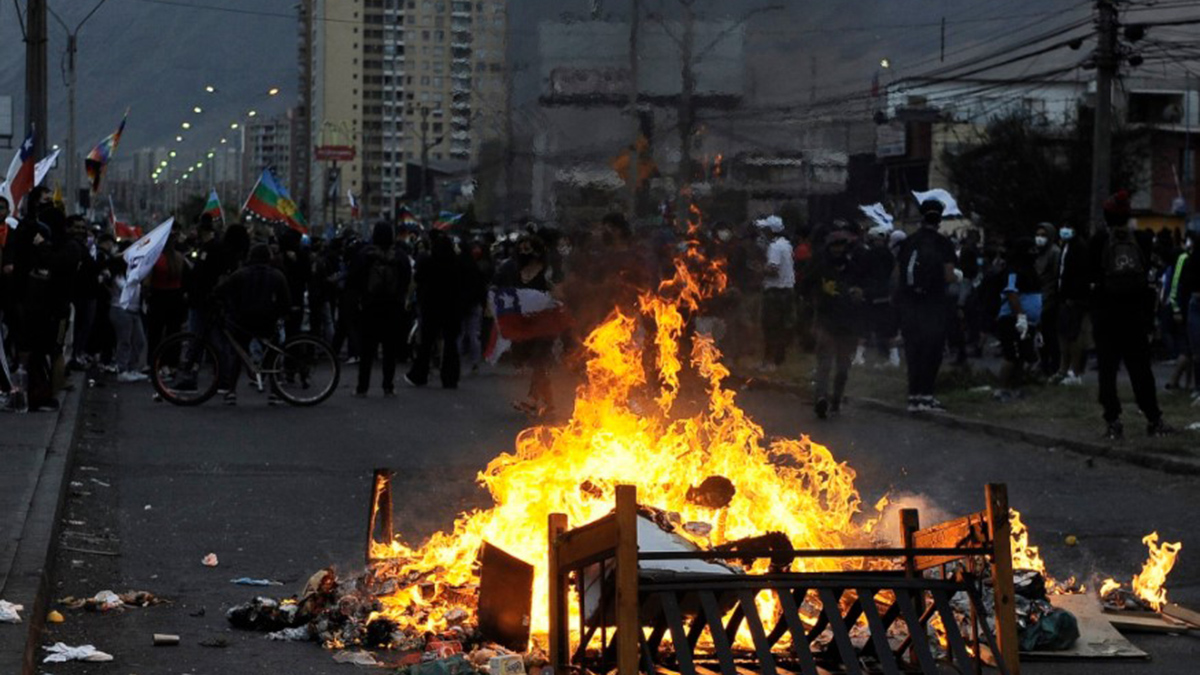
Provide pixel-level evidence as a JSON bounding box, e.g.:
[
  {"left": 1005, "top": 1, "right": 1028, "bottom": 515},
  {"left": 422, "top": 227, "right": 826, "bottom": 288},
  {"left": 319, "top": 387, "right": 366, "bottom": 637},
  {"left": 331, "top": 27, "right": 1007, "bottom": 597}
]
[{"left": 943, "top": 110, "right": 1144, "bottom": 239}]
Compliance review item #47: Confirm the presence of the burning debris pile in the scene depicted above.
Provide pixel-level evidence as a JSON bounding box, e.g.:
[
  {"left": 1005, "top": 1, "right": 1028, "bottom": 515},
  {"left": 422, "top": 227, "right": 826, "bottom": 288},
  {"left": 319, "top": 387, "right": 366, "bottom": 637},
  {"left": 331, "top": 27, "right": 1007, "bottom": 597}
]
[{"left": 228, "top": 220, "right": 1186, "bottom": 667}]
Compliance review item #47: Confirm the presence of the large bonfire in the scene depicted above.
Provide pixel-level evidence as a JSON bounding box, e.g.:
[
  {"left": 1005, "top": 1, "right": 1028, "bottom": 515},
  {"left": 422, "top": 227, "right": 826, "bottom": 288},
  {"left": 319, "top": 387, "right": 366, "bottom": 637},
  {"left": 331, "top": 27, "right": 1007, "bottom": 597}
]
[
  {"left": 234, "top": 212, "right": 1181, "bottom": 655},
  {"left": 371, "top": 219, "right": 884, "bottom": 636}
]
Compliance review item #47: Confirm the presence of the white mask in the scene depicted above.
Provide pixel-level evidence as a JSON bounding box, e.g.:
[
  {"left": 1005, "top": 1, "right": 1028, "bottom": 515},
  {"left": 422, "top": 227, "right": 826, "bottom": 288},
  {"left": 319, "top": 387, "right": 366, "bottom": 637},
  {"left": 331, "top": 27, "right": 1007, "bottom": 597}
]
[
  {"left": 1034, "top": 236, "right": 1048, "bottom": 248},
  {"left": 1059, "top": 227, "right": 1074, "bottom": 241},
  {"left": 716, "top": 229, "right": 732, "bottom": 242}
]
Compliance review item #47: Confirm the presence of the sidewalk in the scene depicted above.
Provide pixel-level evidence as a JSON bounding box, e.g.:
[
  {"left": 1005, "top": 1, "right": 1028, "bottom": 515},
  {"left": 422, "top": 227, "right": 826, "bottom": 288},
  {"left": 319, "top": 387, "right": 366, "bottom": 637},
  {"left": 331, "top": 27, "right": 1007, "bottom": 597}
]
[
  {"left": 0, "top": 388, "right": 83, "bottom": 675},
  {"left": 737, "top": 355, "right": 1200, "bottom": 475}
]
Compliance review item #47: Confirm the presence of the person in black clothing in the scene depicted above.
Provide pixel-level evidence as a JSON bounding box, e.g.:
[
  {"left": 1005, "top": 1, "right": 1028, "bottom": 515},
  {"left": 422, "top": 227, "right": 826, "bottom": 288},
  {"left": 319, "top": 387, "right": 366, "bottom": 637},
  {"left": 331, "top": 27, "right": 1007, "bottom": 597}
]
[
  {"left": 213, "top": 243, "right": 291, "bottom": 404},
  {"left": 803, "top": 229, "right": 865, "bottom": 419},
  {"left": 278, "top": 228, "right": 311, "bottom": 341},
  {"left": 406, "top": 230, "right": 462, "bottom": 389},
  {"left": 351, "top": 222, "right": 411, "bottom": 396},
  {"left": 1089, "top": 191, "right": 1173, "bottom": 439},
  {"left": 858, "top": 226, "right": 899, "bottom": 367},
  {"left": 67, "top": 217, "right": 100, "bottom": 371},
  {"left": 895, "top": 199, "right": 958, "bottom": 412},
  {"left": 1054, "top": 224, "right": 1090, "bottom": 383},
  {"left": 1180, "top": 230, "right": 1200, "bottom": 402},
  {"left": 457, "top": 240, "right": 489, "bottom": 373}
]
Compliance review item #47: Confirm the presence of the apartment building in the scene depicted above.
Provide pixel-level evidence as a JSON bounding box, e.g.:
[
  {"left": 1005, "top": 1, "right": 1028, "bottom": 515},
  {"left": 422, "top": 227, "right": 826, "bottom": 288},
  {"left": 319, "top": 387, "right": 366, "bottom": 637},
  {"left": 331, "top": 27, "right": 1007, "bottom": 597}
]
[{"left": 301, "top": 0, "right": 508, "bottom": 223}]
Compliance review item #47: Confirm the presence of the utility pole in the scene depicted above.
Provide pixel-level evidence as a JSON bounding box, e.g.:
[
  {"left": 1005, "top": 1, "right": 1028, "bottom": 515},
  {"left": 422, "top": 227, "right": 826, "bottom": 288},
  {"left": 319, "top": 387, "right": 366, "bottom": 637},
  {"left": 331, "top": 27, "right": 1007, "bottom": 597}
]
[
  {"left": 48, "top": 0, "right": 110, "bottom": 215},
  {"left": 676, "top": 0, "right": 696, "bottom": 215},
  {"left": 25, "top": 0, "right": 48, "bottom": 159},
  {"left": 626, "top": 0, "right": 640, "bottom": 216},
  {"left": 1090, "top": 0, "right": 1119, "bottom": 231}
]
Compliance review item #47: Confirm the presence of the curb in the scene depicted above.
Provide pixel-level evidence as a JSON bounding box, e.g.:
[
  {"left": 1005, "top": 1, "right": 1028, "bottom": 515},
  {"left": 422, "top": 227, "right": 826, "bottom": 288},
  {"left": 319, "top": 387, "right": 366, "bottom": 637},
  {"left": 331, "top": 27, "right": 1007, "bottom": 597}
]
[
  {"left": 738, "top": 375, "right": 1200, "bottom": 476},
  {"left": 0, "top": 387, "right": 84, "bottom": 675}
]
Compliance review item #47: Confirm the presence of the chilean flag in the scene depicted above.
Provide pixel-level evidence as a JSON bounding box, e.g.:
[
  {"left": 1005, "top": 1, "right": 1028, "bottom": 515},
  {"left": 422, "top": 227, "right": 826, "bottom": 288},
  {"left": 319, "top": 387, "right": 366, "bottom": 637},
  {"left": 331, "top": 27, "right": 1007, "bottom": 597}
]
[
  {"left": 484, "top": 287, "right": 572, "bottom": 362},
  {"left": 2, "top": 131, "right": 36, "bottom": 213}
]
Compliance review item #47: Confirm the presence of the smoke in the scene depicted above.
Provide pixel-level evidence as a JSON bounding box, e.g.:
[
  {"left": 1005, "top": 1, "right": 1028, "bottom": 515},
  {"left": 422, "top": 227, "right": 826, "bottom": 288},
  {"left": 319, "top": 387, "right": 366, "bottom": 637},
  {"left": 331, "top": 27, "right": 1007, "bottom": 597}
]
[{"left": 871, "top": 492, "right": 954, "bottom": 547}]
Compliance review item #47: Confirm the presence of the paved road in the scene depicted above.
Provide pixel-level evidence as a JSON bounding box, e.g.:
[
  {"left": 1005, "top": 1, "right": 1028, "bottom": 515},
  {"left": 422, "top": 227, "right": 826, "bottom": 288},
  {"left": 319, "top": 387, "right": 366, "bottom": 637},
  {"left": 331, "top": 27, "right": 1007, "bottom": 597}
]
[{"left": 39, "top": 367, "right": 1200, "bottom": 674}]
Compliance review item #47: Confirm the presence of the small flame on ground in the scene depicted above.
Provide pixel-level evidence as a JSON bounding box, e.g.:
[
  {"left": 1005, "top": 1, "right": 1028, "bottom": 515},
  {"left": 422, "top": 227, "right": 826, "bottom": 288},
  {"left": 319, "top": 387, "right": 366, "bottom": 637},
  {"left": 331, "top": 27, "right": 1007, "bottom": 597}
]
[{"left": 1131, "top": 533, "right": 1182, "bottom": 611}]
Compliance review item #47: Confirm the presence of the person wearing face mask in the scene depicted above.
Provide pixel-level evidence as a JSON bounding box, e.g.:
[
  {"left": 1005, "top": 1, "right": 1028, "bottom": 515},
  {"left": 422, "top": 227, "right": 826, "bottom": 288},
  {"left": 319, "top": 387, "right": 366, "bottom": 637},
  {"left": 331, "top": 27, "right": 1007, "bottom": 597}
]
[
  {"left": 894, "top": 199, "right": 958, "bottom": 412},
  {"left": 1054, "top": 223, "right": 1090, "bottom": 384},
  {"left": 1088, "top": 191, "right": 1173, "bottom": 439},
  {"left": 803, "top": 229, "right": 865, "bottom": 418},
  {"left": 857, "top": 226, "right": 900, "bottom": 368},
  {"left": 1032, "top": 223, "right": 1061, "bottom": 377}
]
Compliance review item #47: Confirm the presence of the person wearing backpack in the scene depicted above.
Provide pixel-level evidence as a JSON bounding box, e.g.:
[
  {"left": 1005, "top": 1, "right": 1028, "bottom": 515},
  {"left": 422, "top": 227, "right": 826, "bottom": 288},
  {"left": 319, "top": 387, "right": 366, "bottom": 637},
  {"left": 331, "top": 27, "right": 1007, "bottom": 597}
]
[
  {"left": 894, "top": 199, "right": 958, "bottom": 412},
  {"left": 1088, "top": 191, "right": 1174, "bottom": 439},
  {"left": 350, "top": 221, "right": 411, "bottom": 397}
]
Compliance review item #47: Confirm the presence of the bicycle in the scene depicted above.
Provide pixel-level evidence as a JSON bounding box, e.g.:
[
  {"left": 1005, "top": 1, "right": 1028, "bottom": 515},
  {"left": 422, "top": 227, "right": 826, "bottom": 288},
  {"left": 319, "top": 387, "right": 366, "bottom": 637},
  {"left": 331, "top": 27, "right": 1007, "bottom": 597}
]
[{"left": 150, "top": 318, "right": 340, "bottom": 407}]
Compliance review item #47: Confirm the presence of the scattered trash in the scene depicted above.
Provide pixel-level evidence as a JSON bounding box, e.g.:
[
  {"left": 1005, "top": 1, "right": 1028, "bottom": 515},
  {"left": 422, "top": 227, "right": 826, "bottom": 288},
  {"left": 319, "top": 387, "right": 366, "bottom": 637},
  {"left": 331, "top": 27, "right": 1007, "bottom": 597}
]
[
  {"left": 46, "top": 610, "right": 64, "bottom": 624},
  {"left": 266, "top": 626, "right": 311, "bottom": 641},
  {"left": 226, "top": 597, "right": 298, "bottom": 632},
  {"left": 970, "top": 385, "right": 993, "bottom": 393},
  {"left": 490, "top": 654, "right": 525, "bottom": 675},
  {"left": 80, "top": 465, "right": 99, "bottom": 471},
  {"left": 0, "top": 600, "right": 24, "bottom": 623},
  {"left": 202, "top": 553, "right": 219, "bottom": 567},
  {"left": 230, "top": 577, "right": 284, "bottom": 586},
  {"left": 1187, "top": 422, "right": 1200, "bottom": 432},
  {"left": 66, "top": 520, "right": 86, "bottom": 526},
  {"left": 70, "top": 481, "right": 84, "bottom": 488},
  {"left": 199, "top": 637, "right": 228, "bottom": 648},
  {"left": 89, "top": 478, "right": 110, "bottom": 488},
  {"left": 144, "top": 504, "right": 152, "bottom": 511},
  {"left": 153, "top": 633, "right": 180, "bottom": 646},
  {"left": 1065, "top": 535, "right": 1078, "bottom": 546},
  {"left": 333, "top": 650, "right": 380, "bottom": 666},
  {"left": 189, "top": 607, "right": 206, "bottom": 617},
  {"left": 92, "top": 590, "right": 122, "bottom": 612},
  {"left": 42, "top": 642, "right": 114, "bottom": 663},
  {"left": 60, "top": 590, "right": 165, "bottom": 611}
]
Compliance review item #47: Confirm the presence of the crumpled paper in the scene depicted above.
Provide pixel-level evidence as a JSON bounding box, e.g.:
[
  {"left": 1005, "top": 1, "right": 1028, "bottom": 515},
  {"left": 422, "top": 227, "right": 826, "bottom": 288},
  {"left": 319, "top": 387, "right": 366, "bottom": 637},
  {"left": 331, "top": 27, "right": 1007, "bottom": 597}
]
[
  {"left": 43, "top": 642, "right": 114, "bottom": 663},
  {"left": 0, "top": 600, "right": 24, "bottom": 623}
]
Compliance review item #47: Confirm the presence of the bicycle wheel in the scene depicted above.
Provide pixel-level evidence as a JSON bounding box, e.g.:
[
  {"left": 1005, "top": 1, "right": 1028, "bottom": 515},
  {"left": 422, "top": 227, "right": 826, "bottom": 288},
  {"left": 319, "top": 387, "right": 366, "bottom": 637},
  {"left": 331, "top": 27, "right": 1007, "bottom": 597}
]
[
  {"left": 151, "top": 332, "right": 221, "bottom": 406},
  {"left": 269, "top": 335, "right": 340, "bottom": 406}
]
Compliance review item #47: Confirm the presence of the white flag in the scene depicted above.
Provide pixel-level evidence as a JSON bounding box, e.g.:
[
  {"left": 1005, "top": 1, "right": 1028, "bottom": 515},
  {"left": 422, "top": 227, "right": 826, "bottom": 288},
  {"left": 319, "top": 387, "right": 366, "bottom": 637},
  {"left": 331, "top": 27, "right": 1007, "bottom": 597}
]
[
  {"left": 857, "top": 203, "right": 894, "bottom": 230},
  {"left": 33, "top": 149, "right": 59, "bottom": 188},
  {"left": 911, "top": 189, "right": 963, "bottom": 218},
  {"left": 120, "top": 217, "right": 174, "bottom": 307}
]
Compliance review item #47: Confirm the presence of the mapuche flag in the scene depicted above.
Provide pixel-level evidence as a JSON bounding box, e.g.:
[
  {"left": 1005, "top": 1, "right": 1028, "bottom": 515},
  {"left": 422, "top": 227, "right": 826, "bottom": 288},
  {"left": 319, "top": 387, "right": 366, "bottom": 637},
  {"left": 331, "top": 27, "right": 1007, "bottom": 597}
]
[
  {"left": 243, "top": 169, "right": 307, "bottom": 233},
  {"left": 86, "top": 110, "right": 128, "bottom": 193},
  {"left": 203, "top": 188, "right": 224, "bottom": 221}
]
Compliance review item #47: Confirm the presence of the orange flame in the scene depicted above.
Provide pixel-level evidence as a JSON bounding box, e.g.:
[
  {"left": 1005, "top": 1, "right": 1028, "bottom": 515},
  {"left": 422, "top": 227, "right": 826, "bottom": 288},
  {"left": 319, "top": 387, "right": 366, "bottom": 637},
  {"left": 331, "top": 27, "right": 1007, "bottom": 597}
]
[
  {"left": 1131, "top": 533, "right": 1182, "bottom": 611},
  {"left": 369, "top": 219, "right": 885, "bottom": 636}
]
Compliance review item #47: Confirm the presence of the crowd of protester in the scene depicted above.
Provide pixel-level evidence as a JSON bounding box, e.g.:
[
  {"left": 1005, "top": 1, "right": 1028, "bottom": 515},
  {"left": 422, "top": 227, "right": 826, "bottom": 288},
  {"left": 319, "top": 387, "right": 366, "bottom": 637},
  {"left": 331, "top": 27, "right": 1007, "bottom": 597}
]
[{"left": 2, "top": 187, "right": 1197, "bottom": 440}]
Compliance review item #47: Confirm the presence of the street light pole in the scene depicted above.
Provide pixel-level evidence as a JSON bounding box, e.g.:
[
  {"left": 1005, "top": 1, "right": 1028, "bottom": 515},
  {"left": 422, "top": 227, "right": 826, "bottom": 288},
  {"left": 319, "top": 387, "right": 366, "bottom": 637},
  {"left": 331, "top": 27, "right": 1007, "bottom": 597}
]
[{"left": 47, "top": 0, "right": 110, "bottom": 214}]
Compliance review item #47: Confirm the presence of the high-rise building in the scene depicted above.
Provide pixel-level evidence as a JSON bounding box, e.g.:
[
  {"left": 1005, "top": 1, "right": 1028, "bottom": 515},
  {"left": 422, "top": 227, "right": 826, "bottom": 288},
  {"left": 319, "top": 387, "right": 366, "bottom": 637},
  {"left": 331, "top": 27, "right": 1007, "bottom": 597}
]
[
  {"left": 242, "top": 114, "right": 292, "bottom": 195},
  {"left": 301, "top": 0, "right": 508, "bottom": 224}
]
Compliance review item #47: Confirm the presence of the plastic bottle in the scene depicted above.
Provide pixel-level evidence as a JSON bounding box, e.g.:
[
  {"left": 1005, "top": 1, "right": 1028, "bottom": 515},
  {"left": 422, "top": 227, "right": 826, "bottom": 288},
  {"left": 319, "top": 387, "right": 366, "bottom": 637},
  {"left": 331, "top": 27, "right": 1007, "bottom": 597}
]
[{"left": 11, "top": 365, "right": 29, "bottom": 413}]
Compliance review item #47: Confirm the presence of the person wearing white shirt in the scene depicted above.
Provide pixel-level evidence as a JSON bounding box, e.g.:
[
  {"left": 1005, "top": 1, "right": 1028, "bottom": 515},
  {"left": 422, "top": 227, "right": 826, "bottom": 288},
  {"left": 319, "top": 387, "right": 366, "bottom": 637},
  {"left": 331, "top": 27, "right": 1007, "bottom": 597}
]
[{"left": 757, "top": 215, "right": 794, "bottom": 371}]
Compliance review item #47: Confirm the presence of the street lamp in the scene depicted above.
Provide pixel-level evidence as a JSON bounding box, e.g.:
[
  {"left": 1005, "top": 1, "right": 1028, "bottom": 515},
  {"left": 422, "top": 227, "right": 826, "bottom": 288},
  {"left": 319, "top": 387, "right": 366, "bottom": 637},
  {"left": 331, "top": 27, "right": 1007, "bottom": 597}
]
[
  {"left": 175, "top": 135, "right": 184, "bottom": 142},
  {"left": 193, "top": 106, "right": 203, "bottom": 114},
  {"left": 47, "top": 0, "right": 112, "bottom": 213},
  {"left": 268, "top": 88, "right": 280, "bottom": 96},
  {"left": 169, "top": 151, "right": 177, "bottom": 158},
  {"left": 181, "top": 122, "right": 191, "bottom": 129},
  {"left": 205, "top": 85, "right": 216, "bottom": 93},
  {"left": 247, "top": 110, "right": 257, "bottom": 118},
  {"left": 230, "top": 123, "right": 239, "bottom": 130}
]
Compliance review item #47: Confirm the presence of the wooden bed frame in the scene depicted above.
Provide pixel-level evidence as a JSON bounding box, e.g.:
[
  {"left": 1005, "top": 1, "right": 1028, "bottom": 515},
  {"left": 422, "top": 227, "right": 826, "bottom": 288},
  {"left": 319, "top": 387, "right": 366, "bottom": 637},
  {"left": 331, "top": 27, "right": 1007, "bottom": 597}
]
[{"left": 548, "top": 484, "right": 1020, "bottom": 675}]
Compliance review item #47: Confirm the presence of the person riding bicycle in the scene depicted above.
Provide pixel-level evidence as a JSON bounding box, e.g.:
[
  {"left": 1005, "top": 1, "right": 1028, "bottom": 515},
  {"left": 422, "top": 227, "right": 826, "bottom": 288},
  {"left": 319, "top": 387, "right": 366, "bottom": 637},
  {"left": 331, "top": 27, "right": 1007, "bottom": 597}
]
[{"left": 212, "top": 243, "right": 291, "bottom": 404}]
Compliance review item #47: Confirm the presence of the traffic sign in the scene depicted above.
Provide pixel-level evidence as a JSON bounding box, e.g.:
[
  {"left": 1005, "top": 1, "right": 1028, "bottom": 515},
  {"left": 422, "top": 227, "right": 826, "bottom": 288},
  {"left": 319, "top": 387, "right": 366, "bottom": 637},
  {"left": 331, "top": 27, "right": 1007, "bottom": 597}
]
[{"left": 315, "top": 145, "right": 356, "bottom": 162}]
